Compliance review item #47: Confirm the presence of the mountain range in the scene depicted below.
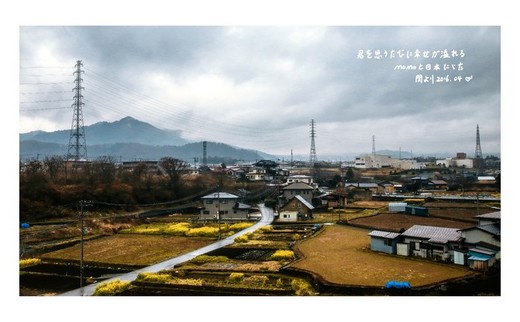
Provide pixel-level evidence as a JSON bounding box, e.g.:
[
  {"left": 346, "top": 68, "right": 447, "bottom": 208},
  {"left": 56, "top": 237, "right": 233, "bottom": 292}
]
[{"left": 19, "top": 117, "right": 275, "bottom": 162}]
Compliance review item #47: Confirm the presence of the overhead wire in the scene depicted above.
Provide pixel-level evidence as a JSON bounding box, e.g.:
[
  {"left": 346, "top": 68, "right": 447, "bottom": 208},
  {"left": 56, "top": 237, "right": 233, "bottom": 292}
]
[{"left": 19, "top": 65, "right": 482, "bottom": 155}]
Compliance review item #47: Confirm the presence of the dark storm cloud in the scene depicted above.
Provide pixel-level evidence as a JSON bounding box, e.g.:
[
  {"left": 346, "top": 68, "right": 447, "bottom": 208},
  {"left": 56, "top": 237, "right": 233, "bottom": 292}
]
[{"left": 19, "top": 26, "right": 500, "bottom": 156}]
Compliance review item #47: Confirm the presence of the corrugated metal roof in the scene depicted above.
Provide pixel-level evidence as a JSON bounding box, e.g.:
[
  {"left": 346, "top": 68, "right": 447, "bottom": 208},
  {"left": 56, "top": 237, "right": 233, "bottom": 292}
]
[
  {"left": 345, "top": 182, "right": 379, "bottom": 188},
  {"left": 475, "top": 211, "right": 501, "bottom": 219},
  {"left": 368, "top": 230, "right": 400, "bottom": 239},
  {"left": 283, "top": 182, "right": 314, "bottom": 190},
  {"left": 201, "top": 192, "right": 239, "bottom": 199},
  {"left": 294, "top": 195, "right": 315, "bottom": 210},
  {"left": 234, "top": 202, "right": 251, "bottom": 210},
  {"left": 401, "top": 225, "right": 462, "bottom": 242},
  {"left": 468, "top": 254, "right": 491, "bottom": 261}
]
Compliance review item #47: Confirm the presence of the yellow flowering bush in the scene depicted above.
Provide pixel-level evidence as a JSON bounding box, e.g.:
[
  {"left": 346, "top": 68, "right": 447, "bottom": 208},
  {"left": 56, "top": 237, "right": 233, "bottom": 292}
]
[
  {"left": 185, "top": 226, "right": 219, "bottom": 237},
  {"left": 20, "top": 258, "right": 41, "bottom": 268},
  {"left": 269, "top": 250, "right": 295, "bottom": 261},
  {"left": 164, "top": 222, "right": 191, "bottom": 235},
  {"left": 228, "top": 272, "right": 245, "bottom": 282},
  {"left": 136, "top": 272, "right": 172, "bottom": 283},
  {"left": 93, "top": 280, "right": 132, "bottom": 296}
]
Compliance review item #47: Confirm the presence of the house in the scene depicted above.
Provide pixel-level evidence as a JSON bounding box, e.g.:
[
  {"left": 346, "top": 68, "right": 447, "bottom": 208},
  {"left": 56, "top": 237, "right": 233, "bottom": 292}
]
[
  {"left": 398, "top": 225, "right": 462, "bottom": 262},
  {"left": 379, "top": 182, "right": 396, "bottom": 194},
  {"left": 320, "top": 191, "right": 348, "bottom": 208},
  {"left": 368, "top": 230, "right": 401, "bottom": 254},
  {"left": 459, "top": 222, "right": 500, "bottom": 248},
  {"left": 282, "top": 182, "right": 314, "bottom": 204},
  {"left": 246, "top": 167, "right": 268, "bottom": 181},
  {"left": 199, "top": 192, "right": 251, "bottom": 221},
  {"left": 460, "top": 211, "right": 500, "bottom": 249},
  {"left": 345, "top": 182, "right": 381, "bottom": 193},
  {"left": 344, "top": 182, "right": 380, "bottom": 201},
  {"left": 278, "top": 195, "right": 315, "bottom": 222},
  {"left": 475, "top": 211, "right": 500, "bottom": 226},
  {"left": 286, "top": 174, "right": 313, "bottom": 185},
  {"left": 456, "top": 211, "right": 500, "bottom": 270},
  {"left": 427, "top": 179, "right": 448, "bottom": 190}
]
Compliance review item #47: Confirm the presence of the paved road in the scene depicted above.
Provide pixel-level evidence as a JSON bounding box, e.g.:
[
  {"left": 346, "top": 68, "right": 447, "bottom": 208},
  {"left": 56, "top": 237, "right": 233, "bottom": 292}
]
[{"left": 61, "top": 204, "right": 275, "bottom": 296}]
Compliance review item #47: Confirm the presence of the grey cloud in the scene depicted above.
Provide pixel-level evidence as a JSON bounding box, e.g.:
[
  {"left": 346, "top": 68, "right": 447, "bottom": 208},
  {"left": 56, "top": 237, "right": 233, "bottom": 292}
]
[{"left": 19, "top": 26, "right": 500, "bottom": 156}]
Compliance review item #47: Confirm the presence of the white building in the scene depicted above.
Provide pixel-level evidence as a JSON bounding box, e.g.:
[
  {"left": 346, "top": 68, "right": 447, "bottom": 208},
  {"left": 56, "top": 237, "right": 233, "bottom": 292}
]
[
  {"left": 286, "top": 174, "right": 313, "bottom": 185},
  {"left": 354, "top": 154, "right": 421, "bottom": 170},
  {"left": 436, "top": 157, "right": 474, "bottom": 168}
]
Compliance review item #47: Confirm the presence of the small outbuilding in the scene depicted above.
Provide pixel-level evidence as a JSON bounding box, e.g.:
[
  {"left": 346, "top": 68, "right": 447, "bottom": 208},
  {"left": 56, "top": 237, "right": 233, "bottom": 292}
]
[
  {"left": 388, "top": 202, "right": 407, "bottom": 212},
  {"left": 368, "top": 230, "right": 401, "bottom": 254},
  {"left": 405, "top": 205, "right": 429, "bottom": 217}
]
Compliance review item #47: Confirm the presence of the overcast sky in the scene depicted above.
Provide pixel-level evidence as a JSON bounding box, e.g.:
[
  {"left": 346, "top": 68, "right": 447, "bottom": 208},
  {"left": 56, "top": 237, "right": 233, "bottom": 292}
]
[
  {"left": 5, "top": 0, "right": 520, "bottom": 318},
  {"left": 19, "top": 25, "right": 501, "bottom": 159}
]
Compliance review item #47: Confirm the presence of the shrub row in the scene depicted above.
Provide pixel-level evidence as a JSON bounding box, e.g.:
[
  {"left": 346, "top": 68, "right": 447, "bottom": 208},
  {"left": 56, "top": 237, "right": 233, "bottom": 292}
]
[
  {"left": 19, "top": 258, "right": 41, "bottom": 268},
  {"left": 269, "top": 250, "right": 295, "bottom": 261},
  {"left": 120, "top": 221, "right": 253, "bottom": 238},
  {"left": 93, "top": 279, "right": 132, "bottom": 296}
]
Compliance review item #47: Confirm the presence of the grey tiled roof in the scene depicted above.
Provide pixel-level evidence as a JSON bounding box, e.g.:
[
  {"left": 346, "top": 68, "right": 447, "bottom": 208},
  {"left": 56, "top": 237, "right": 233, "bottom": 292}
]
[
  {"left": 401, "top": 225, "right": 462, "bottom": 242},
  {"left": 368, "top": 230, "right": 400, "bottom": 239},
  {"left": 283, "top": 182, "right": 314, "bottom": 190},
  {"left": 476, "top": 223, "right": 501, "bottom": 236}
]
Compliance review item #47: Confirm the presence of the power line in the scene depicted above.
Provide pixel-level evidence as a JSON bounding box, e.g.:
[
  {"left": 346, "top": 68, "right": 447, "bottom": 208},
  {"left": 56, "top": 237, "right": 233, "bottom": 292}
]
[{"left": 20, "top": 106, "right": 71, "bottom": 112}]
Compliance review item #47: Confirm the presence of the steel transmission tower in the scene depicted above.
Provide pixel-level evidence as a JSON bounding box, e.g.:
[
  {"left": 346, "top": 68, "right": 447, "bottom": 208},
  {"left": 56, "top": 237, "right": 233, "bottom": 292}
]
[
  {"left": 309, "top": 119, "right": 317, "bottom": 165},
  {"left": 67, "top": 60, "right": 88, "bottom": 161},
  {"left": 202, "top": 141, "right": 208, "bottom": 166},
  {"left": 372, "top": 135, "right": 376, "bottom": 156},
  {"left": 474, "top": 124, "right": 483, "bottom": 170}
]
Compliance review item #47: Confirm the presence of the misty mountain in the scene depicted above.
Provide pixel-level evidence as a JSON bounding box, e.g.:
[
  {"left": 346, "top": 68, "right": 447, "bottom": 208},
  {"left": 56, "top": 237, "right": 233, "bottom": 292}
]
[
  {"left": 19, "top": 116, "right": 276, "bottom": 162},
  {"left": 20, "top": 116, "right": 189, "bottom": 146}
]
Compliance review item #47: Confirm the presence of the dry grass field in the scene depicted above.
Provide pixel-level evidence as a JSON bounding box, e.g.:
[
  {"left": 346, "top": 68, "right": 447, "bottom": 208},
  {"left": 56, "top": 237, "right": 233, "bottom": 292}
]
[
  {"left": 40, "top": 234, "right": 214, "bottom": 266},
  {"left": 289, "top": 224, "right": 474, "bottom": 288}
]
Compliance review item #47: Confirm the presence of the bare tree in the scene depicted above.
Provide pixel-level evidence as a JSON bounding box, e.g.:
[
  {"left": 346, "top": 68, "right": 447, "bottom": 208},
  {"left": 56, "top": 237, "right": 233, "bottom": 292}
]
[
  {"left": 92, "top": 156, "right": 117, "bottom": 184},
  {"left": 159, "top": 157, "right": 188, "bottom": 197},
  {"left": 43, "top": 155, "right": 64, "bottom": 183}
]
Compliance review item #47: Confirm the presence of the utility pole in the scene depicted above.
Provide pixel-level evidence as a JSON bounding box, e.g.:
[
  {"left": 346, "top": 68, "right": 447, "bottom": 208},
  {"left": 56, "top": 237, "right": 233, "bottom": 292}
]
[
  {"left": 79, "top": 200, "right": 91, "bottom": 295},
  {"left": 215, "top": 190, "right": 221, "bottom": 240}
]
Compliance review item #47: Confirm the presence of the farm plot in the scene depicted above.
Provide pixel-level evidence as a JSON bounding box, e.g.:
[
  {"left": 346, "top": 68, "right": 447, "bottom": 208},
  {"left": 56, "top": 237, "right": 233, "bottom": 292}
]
[
  {"left": 289, "top": 224, "right": 473, "bottom": 288},
  {"left": 40, "top": 234, "right": 214, "bottom": 266},
  {"left": 349, "top": 212, "right": 476, "bottom": 232}
]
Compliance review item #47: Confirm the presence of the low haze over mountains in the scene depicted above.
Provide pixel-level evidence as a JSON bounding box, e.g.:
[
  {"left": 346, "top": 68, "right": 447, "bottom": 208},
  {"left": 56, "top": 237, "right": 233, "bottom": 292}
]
[
  {"left": 20, "top": 116, "right": 497, "bottom": 163},
  {"left": 19, "top": 117, "right": 275, "bottom": 162}
]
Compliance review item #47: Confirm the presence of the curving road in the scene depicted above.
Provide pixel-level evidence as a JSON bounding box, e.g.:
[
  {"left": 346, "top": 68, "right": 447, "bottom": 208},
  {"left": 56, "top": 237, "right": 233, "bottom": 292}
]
[{"left": 61, "top": 204, "right": 275, "bottom": 296}]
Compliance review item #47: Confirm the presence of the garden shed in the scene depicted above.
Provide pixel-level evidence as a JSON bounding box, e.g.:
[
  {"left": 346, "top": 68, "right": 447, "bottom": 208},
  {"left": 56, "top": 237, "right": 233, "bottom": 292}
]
[
  {"left": 388, "top": 202, "right": 407, "bottom": 212},
  {"left": 368, "top": 230, "right": 401, "bottom": 254},
  {"left": 405, "top": 205, "right": 429, "bottom": 216}
]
